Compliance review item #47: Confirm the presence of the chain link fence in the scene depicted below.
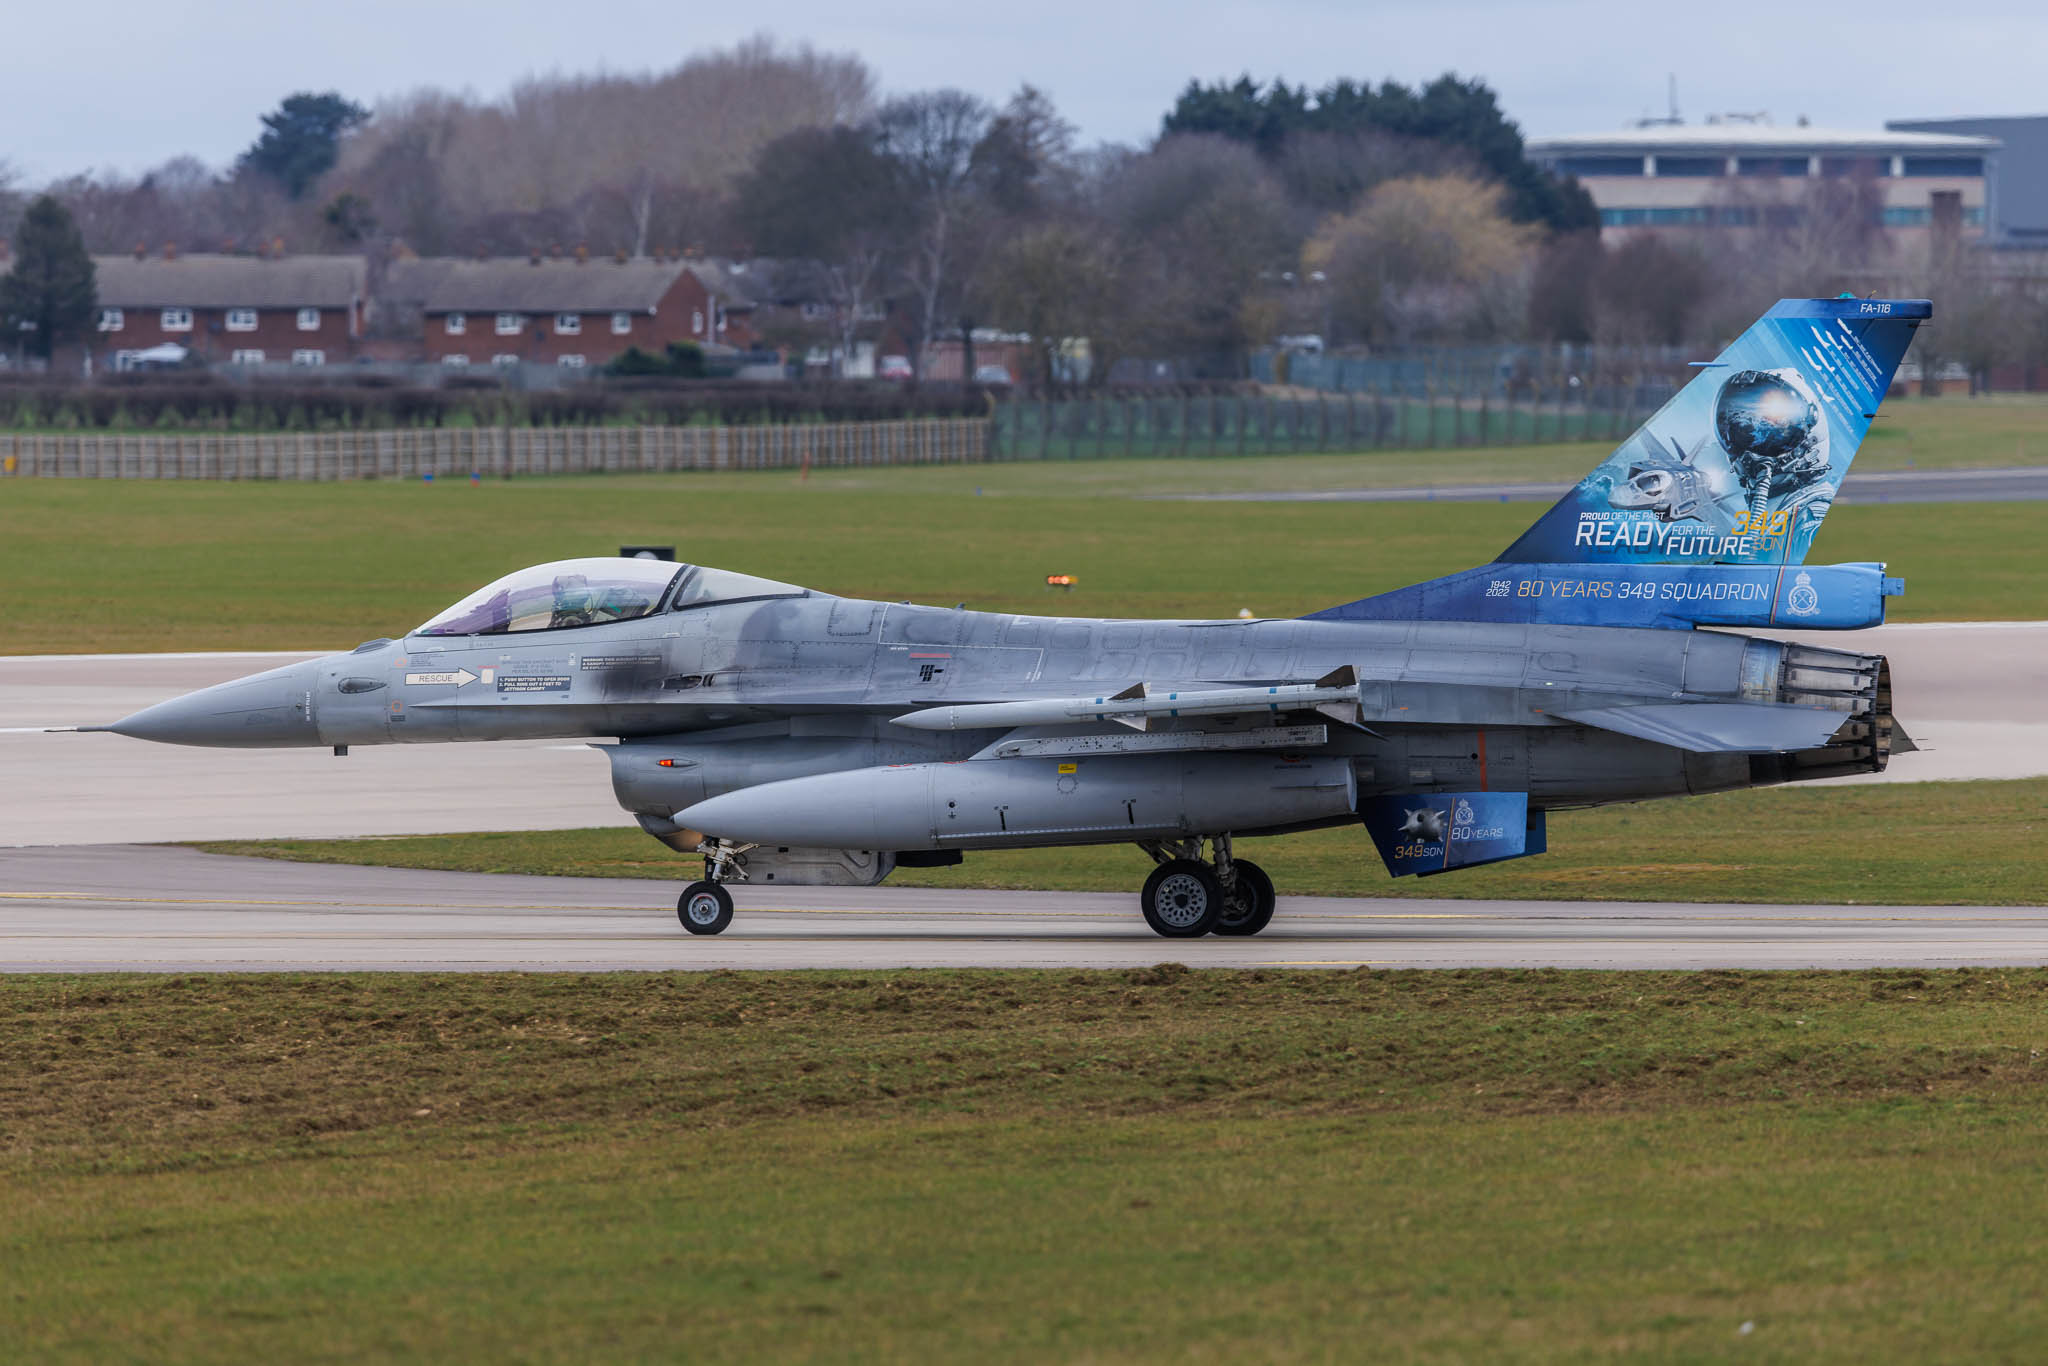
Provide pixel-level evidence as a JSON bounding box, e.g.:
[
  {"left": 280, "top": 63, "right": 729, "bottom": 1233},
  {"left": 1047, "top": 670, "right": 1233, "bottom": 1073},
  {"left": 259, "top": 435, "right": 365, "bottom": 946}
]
[{"left": 990, "top": 390, "right": 1661, "bottom": 460}]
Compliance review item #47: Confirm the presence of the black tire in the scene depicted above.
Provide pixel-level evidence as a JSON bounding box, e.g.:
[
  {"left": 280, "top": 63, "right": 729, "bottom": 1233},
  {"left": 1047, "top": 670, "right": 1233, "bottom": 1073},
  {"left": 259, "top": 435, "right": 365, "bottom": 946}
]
[
  {"left": 677, "top": 881, "right": 734, "bottom": 935},
  {"left": 1212, "top": 859, "right": 1277, "bottom": 937},
  {"left": 1140, "top": 859, "right": 1224, "bottom": 937}
]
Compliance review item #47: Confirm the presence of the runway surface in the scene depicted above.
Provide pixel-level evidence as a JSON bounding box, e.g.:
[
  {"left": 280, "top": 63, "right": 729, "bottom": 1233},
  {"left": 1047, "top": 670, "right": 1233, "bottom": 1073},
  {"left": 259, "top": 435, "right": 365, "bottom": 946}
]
[
  {"left": 5, "top": 621, "right": 2041, "bottom": 847},
  {"left": 1180, "top": 466, "right": 2048, "bottom": 505},
  {"left": 4, "top": 844, "right": 2043, "bottom": 972}
]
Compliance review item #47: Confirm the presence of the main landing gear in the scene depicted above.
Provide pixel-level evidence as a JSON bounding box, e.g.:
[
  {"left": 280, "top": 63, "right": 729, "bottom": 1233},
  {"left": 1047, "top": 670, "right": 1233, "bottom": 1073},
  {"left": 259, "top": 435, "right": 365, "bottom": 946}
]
[
  {"left": 1136, "top": 836, "right": 1276, "bottom": 938},
  {"left": 676, "top": 839, "right": 754, "bottom": 936}
]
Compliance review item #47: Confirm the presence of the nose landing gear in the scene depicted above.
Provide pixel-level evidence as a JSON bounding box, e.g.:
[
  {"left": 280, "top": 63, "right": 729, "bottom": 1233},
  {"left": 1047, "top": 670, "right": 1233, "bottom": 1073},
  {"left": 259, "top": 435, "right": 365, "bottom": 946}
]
[
  {"left": 675, "top": 839, "right": 754, "bottom": 936},
  {"left": 1136, "top": 836, "right": 1277, "bottom": 938}
]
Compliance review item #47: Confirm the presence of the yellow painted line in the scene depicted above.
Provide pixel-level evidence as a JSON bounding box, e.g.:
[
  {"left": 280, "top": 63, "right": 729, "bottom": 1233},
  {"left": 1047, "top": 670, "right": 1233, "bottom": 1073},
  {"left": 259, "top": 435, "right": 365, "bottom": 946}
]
[{"left": 0, "top": 892, "right": 1112, "bottom": 918}]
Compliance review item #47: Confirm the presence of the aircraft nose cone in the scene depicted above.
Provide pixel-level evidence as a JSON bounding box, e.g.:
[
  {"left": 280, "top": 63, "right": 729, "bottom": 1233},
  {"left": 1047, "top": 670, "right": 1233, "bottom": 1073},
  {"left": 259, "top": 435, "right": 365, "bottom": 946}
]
[{"left": 109, "top": 660, "right": 322, "bottom": 748}]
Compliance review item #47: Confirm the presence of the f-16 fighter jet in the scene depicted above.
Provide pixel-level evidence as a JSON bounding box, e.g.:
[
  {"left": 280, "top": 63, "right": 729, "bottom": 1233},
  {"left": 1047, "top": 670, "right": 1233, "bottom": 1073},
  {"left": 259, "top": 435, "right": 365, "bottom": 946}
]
[{"left": 99, "top": 298, "right": 1925, "bottom": 938}]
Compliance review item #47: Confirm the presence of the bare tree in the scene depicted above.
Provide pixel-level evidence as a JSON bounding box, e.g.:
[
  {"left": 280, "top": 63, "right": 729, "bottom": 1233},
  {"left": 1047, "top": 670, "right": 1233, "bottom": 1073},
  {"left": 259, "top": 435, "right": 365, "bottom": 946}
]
[
  {"left": 877, "top": 89, "right": 993, "bottom": 376},
  {"left": 732, "top": 125, "right": 909, "bottom": 374},
  {"left": 327, "top": 35, "right": 874, "bottom": 258},
  {"left": 1098, "top": 135, "right": 1296, "bottom": 367},
  {"left": 978, "top": 222, "right": 1122, "bottom": 390}
]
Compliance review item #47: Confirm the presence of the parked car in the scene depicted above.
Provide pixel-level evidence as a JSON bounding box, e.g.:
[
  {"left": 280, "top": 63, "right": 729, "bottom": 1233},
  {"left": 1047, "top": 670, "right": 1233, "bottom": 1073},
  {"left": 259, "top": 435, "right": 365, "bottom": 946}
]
[
  {"left": 972, "top": 363, "right": 1013, "bottom": 386},
  {"left": 879, "top": 354, "right": 914, "bottom": 381}
]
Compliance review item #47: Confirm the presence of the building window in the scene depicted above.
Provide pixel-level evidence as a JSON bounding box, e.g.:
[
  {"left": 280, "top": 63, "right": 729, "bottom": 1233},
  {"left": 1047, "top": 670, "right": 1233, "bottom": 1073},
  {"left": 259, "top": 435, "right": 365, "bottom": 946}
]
[
  {"left": 557, "top": 354, "right": 586, "bottom": 369},
  {"left": 492, "top": 354, "right": 519, "bottom": 367},
  {"left": 297, "top": 307, "right": 322, "bottom": 331},
  {"left": 555, "top": 313, "right": 582, "bottom": 334},
  {"left": 1598, "top": 207, "right": 1715, "bottom": 227},
  {"left": 691, "top": 309, "right": 704, "bottom": 335},
  {"left": 611, "top": 311, "right": 632, "bottom": 335},
  {"left": 1736, "top": 156, "right": 1809, "bottom": 177},
  {"left": 1902, "top": 156, "right": 1984, "bottom": 178},
  {"left": 97, "top": 308, "right": 124, "bottom": 332},
  {"left": 445, "top": 313, "right": 467, "bottom": 335},
  {"left": 1653, "top": 156, "right": 1725, "bottom": 177},
  {"left": 161, "top": 308, "right": 193, "bottom": 332},
  {"left": 225, "top": 308, "right": 258, "bottom": 332},
  {"left": 1555, "top": 155, "right": 1645, "bottom": 177},
  {"left": 1821, "top": 156, "right": 1887, "bottom": 178},
  {"left": 440, "top": 354, "right": 470, "bottom": 368},
  {"left": 291, "top": 349, "right": 325, "bottom": 367},
  {"left": 494, "top": 313, "right": 523, "bottom": 335},
  {"left": 230, "top": 349, "right": 266, "bottom": 365}
]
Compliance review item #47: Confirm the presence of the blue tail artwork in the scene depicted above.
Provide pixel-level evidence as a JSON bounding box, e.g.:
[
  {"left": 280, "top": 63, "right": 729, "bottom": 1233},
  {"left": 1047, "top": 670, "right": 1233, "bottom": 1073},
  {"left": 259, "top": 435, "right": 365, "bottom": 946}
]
[
  {"left": 1313, "top": 297, "right": 1930, "bottom": 633},
  {"left": 1323, "top": 297, "right": 1930, "bottom": 877}
]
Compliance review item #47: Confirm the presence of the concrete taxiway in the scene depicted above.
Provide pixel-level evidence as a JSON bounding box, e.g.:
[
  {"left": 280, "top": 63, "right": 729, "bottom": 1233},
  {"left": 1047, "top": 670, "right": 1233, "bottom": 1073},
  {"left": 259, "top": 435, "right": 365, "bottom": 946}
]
[
  {"left": 5, "top": 622, "right": 2042, "bottom": 847},
  {"left": 1180, "top": 466, "right": 2048, "bottom": 506},
  {"left": 3, "top": 844, "right": 2043, "bottom": 972}
]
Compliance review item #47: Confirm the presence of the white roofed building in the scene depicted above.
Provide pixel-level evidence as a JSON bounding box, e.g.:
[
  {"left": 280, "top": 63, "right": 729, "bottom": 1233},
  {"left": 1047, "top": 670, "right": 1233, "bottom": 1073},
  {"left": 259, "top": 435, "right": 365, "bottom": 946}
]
[{"left": 1526, "top": 117, "right": 1998, "bottom": 245}]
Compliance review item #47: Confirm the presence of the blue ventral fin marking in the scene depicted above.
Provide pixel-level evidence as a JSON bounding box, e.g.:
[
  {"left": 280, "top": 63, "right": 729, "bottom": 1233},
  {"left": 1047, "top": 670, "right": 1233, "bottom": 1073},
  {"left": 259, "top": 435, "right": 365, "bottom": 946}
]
[{"left": 1359, "top": 792, "right": 1544, "bottom": 878}]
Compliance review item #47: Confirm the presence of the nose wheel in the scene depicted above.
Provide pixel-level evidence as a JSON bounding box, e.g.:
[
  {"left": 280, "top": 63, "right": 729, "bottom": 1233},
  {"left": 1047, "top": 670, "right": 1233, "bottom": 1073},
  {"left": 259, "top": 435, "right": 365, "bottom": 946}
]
[{"left": 677, "top": 881, "right": 734, "bottom": 935}]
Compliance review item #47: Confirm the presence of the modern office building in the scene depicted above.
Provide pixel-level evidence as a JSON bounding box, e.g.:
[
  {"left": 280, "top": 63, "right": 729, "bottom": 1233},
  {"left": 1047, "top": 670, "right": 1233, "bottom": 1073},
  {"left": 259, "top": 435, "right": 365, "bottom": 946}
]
[
  {"left": 1887, "top": 115, "right": 2048, "bottom": 247},
  {"left": 1525, "top": 117, "right": 1998, "bottom": 244}
]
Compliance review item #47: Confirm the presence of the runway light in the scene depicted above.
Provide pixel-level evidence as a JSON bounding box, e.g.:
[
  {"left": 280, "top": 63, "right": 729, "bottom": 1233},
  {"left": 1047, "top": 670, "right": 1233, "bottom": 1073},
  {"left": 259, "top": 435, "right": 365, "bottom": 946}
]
[{"left": 1046, "top": 574, "right": 1076, "bottom": 590}]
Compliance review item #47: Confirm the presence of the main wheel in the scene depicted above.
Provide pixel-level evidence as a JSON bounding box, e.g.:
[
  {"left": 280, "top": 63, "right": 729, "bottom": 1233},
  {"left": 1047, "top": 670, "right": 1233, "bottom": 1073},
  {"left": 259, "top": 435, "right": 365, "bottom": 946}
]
[
  {"left": 1211, "top": 859, "right": 1277, "bottom": 937},
  {"left": 1140, "top": 859, "right": 1224, "bottom": 937},
  {"left": 677, "top": 881, "right": 734, "bottom": 935}
]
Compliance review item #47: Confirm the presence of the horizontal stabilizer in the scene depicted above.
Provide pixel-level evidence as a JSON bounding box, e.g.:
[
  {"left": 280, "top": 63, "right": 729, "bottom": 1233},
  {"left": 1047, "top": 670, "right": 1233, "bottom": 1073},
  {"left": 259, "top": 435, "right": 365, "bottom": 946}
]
[
  {"left": 1559, "top": 701, "right": 1847, "bottom": 753},
  {"left": 1359, "top": 792, "right": 1546, "bottom": 878}
]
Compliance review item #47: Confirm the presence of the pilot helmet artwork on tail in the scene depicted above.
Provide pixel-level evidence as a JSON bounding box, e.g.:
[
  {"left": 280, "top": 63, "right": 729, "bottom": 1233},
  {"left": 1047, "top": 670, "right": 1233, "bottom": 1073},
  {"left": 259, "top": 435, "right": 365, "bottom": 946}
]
[{"left": 1500, "top": 298, "right": 1930, "bottom": 567}]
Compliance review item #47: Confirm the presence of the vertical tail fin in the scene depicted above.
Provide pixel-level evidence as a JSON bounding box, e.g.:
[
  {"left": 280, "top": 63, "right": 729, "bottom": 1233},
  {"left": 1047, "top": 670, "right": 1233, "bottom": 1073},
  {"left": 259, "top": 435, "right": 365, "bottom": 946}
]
[{"left": 1498, "top": 298, "right": 1930, "bottom": 567}]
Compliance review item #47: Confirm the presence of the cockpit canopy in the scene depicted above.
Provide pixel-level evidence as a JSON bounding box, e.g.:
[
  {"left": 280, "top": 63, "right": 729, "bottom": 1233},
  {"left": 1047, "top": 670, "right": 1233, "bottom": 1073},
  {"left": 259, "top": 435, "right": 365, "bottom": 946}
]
[{"left": 415, "top": 557, "right": 805, "bottom": 637}]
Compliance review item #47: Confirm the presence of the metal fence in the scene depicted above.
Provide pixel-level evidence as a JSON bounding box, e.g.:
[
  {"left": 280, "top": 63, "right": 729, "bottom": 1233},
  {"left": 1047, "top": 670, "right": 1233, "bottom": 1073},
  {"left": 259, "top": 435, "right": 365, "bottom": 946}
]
[
  {"left": 0, "top": 419, "right": 989, "bottom": 479},
  {"left": 1251, "top": 341, "right": 1697, "bottom": 399},
  {"left": 990, "top": 391, "right": 1656, "bottom": 460}
]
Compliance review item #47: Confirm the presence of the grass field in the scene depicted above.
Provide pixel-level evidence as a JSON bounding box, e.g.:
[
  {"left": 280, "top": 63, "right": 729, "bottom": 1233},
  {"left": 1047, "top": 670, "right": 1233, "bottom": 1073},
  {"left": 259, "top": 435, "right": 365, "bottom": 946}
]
[
  {"left": 198, "top": 775, "right": 2048, "bottom": 906},
  {"left": 2, "top": 468, "right": 2044, "bottom": 655},
  {"left": 6, "top": 969, "right": 2048, "bottom": 1363}
]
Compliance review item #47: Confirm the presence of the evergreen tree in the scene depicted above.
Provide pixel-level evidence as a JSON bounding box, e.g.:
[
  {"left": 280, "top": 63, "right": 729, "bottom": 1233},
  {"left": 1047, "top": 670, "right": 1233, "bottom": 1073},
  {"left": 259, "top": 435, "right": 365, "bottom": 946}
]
[
  {"left": 1163, "top": 74, "right": 1597, "bottom": 233},
  {"left": 240, "top": 92, "right": 370, "bottom": 199},
  {"left": 0, "top": 195, "right": 96, "bottom": 363}
]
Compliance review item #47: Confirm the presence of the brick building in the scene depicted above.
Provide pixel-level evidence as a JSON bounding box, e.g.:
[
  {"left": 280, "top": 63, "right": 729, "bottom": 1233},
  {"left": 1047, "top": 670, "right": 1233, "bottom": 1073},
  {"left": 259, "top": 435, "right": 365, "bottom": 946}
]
[
  {"left": 91, "top": 251, "right": 366, "bottom": 368},
  {"left": 388, "top": 255, "right": 756, "bottom": 370}
]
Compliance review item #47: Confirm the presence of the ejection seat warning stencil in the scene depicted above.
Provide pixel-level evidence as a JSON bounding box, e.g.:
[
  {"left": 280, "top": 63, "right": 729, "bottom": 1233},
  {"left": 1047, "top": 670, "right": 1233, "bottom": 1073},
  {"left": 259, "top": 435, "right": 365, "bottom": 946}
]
[
  {"left": 498, "top": 675, "right": 571, "bottom": 694},
  {"left": 404, "top": 669, "right": 478, "bottom": 687},
  {"left": 1359, "top": 792, "right": 1545, "bottom": 876}
]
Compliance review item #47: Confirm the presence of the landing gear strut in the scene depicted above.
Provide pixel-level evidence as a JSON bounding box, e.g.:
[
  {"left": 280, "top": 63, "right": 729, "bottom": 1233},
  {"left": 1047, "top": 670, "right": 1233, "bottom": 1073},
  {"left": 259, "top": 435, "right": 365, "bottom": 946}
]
[
  {"left": 675, "top": 839, "right": 755, "bottom": 936},
  {"left": 1135, "top": 836, "right": 1277, "bottom": 938}
]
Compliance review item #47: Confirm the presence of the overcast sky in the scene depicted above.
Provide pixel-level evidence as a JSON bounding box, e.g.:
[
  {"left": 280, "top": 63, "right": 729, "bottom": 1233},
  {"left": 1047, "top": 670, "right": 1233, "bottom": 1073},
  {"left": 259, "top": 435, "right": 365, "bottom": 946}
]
[{"left": 8, "top": 0, "right": 2045, "bottom": 183}]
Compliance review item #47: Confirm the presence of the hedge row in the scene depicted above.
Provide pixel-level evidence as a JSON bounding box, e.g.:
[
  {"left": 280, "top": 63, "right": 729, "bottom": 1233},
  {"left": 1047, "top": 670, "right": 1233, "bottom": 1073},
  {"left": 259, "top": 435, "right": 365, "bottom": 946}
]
[{"left": 0, "top": 377, "right": 996, "bottom": 431}]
